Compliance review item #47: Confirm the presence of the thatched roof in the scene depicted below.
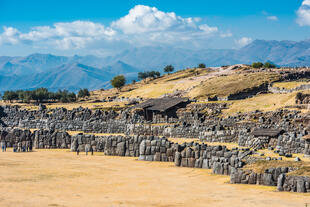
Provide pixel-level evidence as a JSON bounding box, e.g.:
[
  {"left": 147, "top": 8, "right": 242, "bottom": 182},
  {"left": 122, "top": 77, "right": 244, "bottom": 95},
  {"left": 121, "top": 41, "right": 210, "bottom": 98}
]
[
  {"left": 252, "top": 128, "right": 282, "bottom": 137},
  {"left": 134, "top": 97, "right": 189, "bottom": 112}
]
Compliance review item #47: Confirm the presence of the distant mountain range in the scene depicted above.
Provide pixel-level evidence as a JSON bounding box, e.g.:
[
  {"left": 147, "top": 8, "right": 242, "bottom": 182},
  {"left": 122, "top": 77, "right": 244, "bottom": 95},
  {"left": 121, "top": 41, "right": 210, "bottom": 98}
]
[{"left": 0, "top": 39, "right": 310, "bottom": 92}]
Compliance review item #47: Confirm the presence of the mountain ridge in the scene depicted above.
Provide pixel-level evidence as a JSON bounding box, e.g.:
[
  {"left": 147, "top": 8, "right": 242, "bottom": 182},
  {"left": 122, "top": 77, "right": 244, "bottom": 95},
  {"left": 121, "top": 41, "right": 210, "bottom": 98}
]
[{"left": 0, "top": 38, "right": 310, "bottom": 92}]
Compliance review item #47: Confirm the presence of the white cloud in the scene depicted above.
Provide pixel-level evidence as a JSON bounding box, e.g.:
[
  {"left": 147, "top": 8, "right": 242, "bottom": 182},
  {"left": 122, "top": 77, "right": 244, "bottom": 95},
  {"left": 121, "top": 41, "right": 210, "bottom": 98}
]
[
  {"left": 235, "top": 37, "right": 252, "bottom": 47},
  {"left": 0, "top": 21, "right": 115, "bottom": 50},
  {"left": 0, "top": 5, "right": 225, "bottom": 51},
  {"left": 110, "top": 5, "right": 219, "bottom": 47},
  {"left": 267, "top": 16, "right": 278, "bottom": 21},
  {"left": 297, "top": 0, "right": 310, "bottom": 26},
  {"left": 21, "top": 21, "right": 115, "bottom": 49},
  {"left": 220, "top": 32, "right": 233, "bottom": 38},
  {"left": 0, "top": 26, "right": 20, "bottom": 45},
  {"left": 112, "top": 5, "right": 215, "bottom": 34}
]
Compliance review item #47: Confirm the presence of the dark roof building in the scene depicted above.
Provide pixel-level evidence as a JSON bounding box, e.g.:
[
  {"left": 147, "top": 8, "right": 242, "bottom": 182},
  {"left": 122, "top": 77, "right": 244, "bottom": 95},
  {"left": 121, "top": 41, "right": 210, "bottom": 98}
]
[{"left": 134, "top": 97, "right": 190, "bottom": 120}]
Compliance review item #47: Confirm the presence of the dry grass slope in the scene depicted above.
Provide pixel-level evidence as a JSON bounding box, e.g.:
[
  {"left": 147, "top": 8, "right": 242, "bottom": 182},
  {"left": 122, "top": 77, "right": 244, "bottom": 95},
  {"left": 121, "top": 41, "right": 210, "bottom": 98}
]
[
  {"left": 188, "top": 72, "right": 280, "bottom": 99},
  {"left": 223, "top": 92, "right": 297, "bottom": 115},
  {"left": 273, "top": 81, "right": 310, "bottom": 89}
]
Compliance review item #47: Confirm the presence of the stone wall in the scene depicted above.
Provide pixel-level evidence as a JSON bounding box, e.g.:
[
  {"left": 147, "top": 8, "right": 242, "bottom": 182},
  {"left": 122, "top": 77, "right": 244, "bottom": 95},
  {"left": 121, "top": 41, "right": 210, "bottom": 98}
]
[
  {"left": 138, "top": 138, "right": 177, "bottom": 162},
  {"left": 139, "top": 139, "right": 251, "bottom": 176},
  {"left": 230, "top": 167, "right": 293, "bottom": 186},
  {"left": 238, "top": 131, "right": 307, "bottom": 154},
  {"left": 33, "top": 129, "right": 71, "bottom": 149},
  {"left": 278, "top": 174, "right": 310, "bottom": 193},
  {"left": 0, "top": 128, "right": 33, "bottom": 148},
  {"left": 230, "top": 167, "right": 310, "bottom": 193},
  {"left": 174, "top": 143, "right": 248, "bottom": 175},
  {"left": 269, "top": 83, "right": 310, "bottom": 94},
  {"left": 1, "top": 106, "right": 309, "bottom": 156}
]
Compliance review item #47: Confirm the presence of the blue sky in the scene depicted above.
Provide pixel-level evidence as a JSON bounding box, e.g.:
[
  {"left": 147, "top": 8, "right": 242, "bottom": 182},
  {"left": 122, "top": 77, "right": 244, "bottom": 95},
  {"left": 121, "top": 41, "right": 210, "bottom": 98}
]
[{"left": 0, "top": 0, "right": 309, "bottom": 56}]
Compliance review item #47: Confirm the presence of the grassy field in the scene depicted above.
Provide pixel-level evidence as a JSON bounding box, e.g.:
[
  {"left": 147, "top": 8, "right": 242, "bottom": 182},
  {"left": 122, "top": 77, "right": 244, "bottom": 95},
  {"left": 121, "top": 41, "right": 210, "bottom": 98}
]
[
  {"left": 119, "top": 68, "right": 212, "bottom": 98},
  {"left": 0, "top": 101, "right": 128, "bottom": 111},
  {"left": 222, "top": 92, "right": 297, "bottom": 115},
  {"left": 0, "top": 149, "right": 308, "bottom": 207},
  {"left": 273, "top": 81, "right": 310, "bottom": 89},
  {"left": 168, "top": 138, "right": 245, "bottom": 149},
  {"left": 188, "top": 72, "right": 281, "bottom": 99},
  {"left": 244, "top": 160, "right": 310, "bottom": 176},
  {"left": 0, "top": 68, "right": 307, "bottom": 116}
]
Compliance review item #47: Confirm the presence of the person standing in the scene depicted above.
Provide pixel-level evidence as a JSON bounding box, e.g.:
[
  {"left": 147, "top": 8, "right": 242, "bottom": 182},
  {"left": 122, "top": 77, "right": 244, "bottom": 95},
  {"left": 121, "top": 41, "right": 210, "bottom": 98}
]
[
  {"left": 85, "top": 145, "right": 89, "bottom": 156},
  {"left": 1, "top": 140, "right": 4, "bottom": 152},
  {"left": 17, "top": 142, "right": 21, "bottom": 152},
  {"left": 26, "top": 141, "right": 29, "bottom": 152},
  {"left": 29, "top": 140, "right": 33, "bottom": 152}
]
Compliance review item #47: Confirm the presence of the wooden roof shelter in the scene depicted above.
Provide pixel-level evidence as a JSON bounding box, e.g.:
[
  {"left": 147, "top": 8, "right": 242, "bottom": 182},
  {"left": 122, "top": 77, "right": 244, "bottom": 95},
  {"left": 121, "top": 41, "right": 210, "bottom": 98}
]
[
  {"left": 251, "top": 128, "right": 282, "bottom": 138},
  {"left": 134, "top": 97, "right": 189, "bottom": 112}
]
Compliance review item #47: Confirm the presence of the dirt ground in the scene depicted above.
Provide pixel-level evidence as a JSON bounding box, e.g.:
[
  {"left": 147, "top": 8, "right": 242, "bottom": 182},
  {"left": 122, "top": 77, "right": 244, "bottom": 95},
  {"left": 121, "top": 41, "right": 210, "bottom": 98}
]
[{"left": 0, "top": 149, "right": 309, "bottom": 207}]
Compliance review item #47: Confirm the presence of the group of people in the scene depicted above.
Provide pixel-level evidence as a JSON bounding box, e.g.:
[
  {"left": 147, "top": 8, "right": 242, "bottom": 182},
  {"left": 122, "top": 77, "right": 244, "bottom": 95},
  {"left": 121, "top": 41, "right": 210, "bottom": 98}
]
[
  {"left": 0, "top": 140, "right": 33, "bottom": 152},
  {"left": 13, "top": 141, "right": 33, "bottom": 152},
  {"left": 76, "top": 144, "right": 94, "bottom": 156}
]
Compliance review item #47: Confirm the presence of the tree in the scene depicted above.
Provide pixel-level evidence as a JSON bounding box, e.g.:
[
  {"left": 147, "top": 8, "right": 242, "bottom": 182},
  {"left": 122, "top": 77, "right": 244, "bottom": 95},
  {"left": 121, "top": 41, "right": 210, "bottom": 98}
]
[
  {"left": 138, "top": 72, "right": 148, "bottom": 80},
  {"left": 164, "top": 65, "right": 174, "bottom": 74},
  {"left": 111, "top": 75, "right": 126, "bottom": 90},
  {"left": 57, "top": 90, "right": 76, "bottom": 103},
  {"left": 264, "top": 62, "right": 276, "bottom": 68},
  {"left": 33, "top": 88, "right": 49, "bottom": 103},
  {"left": 148, "top": 71, "right": 160, "bottom": 78},
  {"left": 1, "top": 88, "right": 77, "bottom": 103},
  {"left": 2, "top": 91, "right": 18, "bottom": 102},
  {"left": 198, "top": 63, "right": 206, "bottom": 68},
  {"left": 78, "top": 88, "right": 90, "bottom": 98},
  {"left": 138, "top": 71, "right": 161, "bottom": 80},
  {"left": 252, "top": 62, "right": 264, "bottom": 68}
]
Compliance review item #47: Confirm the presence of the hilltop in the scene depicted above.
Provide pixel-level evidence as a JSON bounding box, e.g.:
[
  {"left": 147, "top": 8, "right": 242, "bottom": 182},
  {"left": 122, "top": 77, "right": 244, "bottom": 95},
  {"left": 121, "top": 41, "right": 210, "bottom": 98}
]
[{"left": 6, "top": 64, "right": 309, "bottom": 117}]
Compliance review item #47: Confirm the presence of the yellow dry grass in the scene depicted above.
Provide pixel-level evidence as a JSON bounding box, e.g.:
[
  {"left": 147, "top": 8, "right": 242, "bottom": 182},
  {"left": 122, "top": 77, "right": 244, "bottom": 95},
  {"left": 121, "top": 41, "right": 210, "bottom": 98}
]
[
  {"left": 244, "top": 159, "right": 310, "bottom": 177},
  {"left": 253, "top": 148, "right": 310, "bottom": 162},
  {"left": 44, "top": 101, "right": 128, "bottom": 110},
  {"left": 0, "top": 149, "right": 308, "bottom": 207},
  {"left": 273, "top": 81, "right": 310, "bottom": 89},
  {"left": 168, "top": 138, "right": 248, "bottom": 150},
  {"left": 188, "top": 72, "right": 280, "bottom": 99},
  {"left": 223, "top": 92, "right": 298, "bottom": 115},
  {"left": 0, "top": 100, "right": 128, "bottom": 111},
  {"left": 119, "top": 68, "right": 212, "bottom": 99}
]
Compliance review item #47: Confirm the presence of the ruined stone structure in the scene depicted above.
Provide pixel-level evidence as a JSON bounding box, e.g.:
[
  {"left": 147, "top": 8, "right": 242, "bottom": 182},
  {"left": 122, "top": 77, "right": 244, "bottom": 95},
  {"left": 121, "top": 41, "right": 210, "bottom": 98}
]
[{"left": 1, "top": 102, "right": 310, "bottom": 193}]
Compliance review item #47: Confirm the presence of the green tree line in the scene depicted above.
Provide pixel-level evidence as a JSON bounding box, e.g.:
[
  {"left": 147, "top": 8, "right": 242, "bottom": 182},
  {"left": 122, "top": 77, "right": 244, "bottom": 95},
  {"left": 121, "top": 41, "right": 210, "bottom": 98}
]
[{"left": 2, "top": 88, "right": 90, "bottom": 103}]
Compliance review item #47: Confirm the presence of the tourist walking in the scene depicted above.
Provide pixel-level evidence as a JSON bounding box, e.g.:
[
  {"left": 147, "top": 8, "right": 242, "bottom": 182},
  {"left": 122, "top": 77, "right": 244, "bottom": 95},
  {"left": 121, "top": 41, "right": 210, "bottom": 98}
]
[
  {"left": 85, "top": 144, "right": 89, "bottom": 156},
  {"left": 29, "top": 140, "right": 33, "bottom": 152},
  {"left": 1, "top": 140, "right": 6, "bottom": 152},
  {"left": 17, "top": 142, "right": 21, "bottom": 152},
  {"left": 26, "top": 141, "right": 29, "bottom": 152}
]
